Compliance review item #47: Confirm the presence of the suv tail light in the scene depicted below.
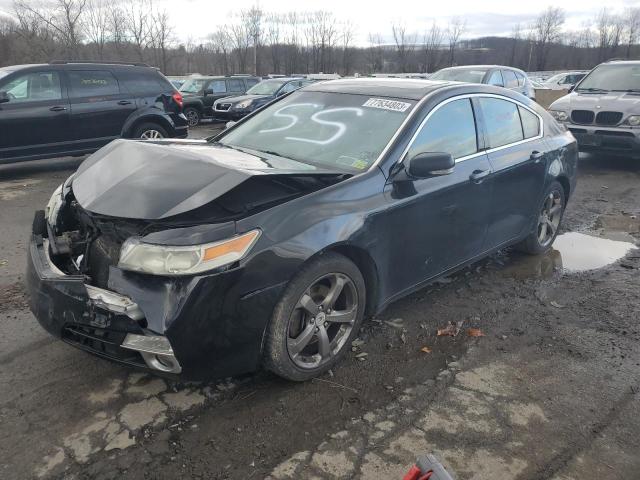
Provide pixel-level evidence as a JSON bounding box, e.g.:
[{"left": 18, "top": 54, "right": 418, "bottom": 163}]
[{"left": 172, "top": 91, "right": 183, "bottom": 109}]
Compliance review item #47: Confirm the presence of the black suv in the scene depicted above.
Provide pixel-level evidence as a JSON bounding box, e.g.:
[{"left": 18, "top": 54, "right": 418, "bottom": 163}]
[
  {"left": 179, "top": 75, "right": 261, "bottom": 126},
  {"left": 213, "top": 77, "right": 315, "bottom": 121},
  {"left": 0, "top": 61, "right": 188, "bottom": 164}
]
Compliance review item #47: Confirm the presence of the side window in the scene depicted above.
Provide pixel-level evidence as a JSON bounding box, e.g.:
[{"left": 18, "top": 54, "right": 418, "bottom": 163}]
[
  {"left": 119, "top": 70, "right": 171, "bottom": 94},
  {"left": 514, "top": 72, "right": 525, "bottom": 87},
  {"left": 407, "top": 99, "right": 478, "bottom": 160},
  {"left": 228, "top": 79, "right": 244, "bottom": 92},
  {"left": 208, "top": 80, "right": 226, "bottom": 93},
  {"left": 479, "top": 97, "right": 524, "bottom": 148},
  {"left": 519, "top": 106, "right": 540, "bottom": 139},
  {"left": 1, "top": 72, "right": 62, "bottom": 102},
  {"left": 487, "top": 70, "right": 503, "bottom": 86},
  {"left": 246, "top": 78, "right": 260, "bottom": 88},
  {"left": 68, "top": 70, "right": 119, "bottom": 98},
  {"left": 502, "top": 70, "right": 519, "bottom": 88}
]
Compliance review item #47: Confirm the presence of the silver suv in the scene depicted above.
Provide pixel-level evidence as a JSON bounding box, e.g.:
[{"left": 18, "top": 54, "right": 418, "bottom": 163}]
[
  {"left": 429, "top": 65, "right": 535, "bottom": 99},
  {"left": 549, "top": 61, "right": 640, "bottom": 157}
]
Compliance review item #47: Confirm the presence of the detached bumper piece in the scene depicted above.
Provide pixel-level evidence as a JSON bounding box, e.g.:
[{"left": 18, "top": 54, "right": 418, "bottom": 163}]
[{"left": 28, "top": 234, "right": 182, "bottom": 375}]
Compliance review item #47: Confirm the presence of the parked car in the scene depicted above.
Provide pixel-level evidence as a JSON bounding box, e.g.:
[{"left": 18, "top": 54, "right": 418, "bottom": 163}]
[
  {"left": 0, "top": 61, "right": 188, "bottom": 164},
  {"left": 429, "top": 65, "right": 535, "bottom": 99},
  {"left": 212, "top": 77, "right": 315, "bottom": 121},
  {"left": 549, "top": 60, "right": 640, "bottom": 157},
  {"left": 542, "top": 71, "right": 589, "bottom": 90},
  {"left": 180, "top": 75, "right": 261, "bottom": 126},
  {"left": 27, "top": 79, "right": 577, "bottom": 381}
]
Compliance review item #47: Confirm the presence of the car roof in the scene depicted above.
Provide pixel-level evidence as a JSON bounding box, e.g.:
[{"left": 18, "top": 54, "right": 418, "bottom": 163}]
[
  {"left": 304, "top": 78, "right": 455, "bottom": 100},
  {"left": 261, "top": 77, "right": 305, "bottom": 83},
  {"left": 604, "top": 60, "right": 640, "bottom": 65}
]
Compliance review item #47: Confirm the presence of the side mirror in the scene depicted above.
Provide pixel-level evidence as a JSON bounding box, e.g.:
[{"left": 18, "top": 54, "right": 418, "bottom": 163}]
[
  {"left": 203, "top": 88, "right": 213, "bottom": 96},
  {"left": 406, "top": 152, "right": 455, "bottom": 178},
  {"left": 0, "top": 91, "right": 9, "bottom": 104}
]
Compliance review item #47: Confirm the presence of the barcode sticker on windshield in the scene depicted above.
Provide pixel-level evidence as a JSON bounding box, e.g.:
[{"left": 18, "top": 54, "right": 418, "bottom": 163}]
[{"left": 362, "top": 98, "right": 411, "bottom": 112}]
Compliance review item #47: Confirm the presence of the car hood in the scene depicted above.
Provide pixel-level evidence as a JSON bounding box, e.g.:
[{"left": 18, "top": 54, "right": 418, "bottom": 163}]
[
  {"left": 550, "top": 91, "right": 640, "bottom": 113},
  {"left": 72, "top": 139, "right": 342, "bottom": 220},
  {"left": 220, "top": 94, "right": 272, "bottom": 104}
]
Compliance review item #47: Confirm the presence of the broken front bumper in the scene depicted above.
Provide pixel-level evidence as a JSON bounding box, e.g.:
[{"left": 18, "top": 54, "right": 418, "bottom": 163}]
[
  {"left": 26, "top": 235, "right": 182, "bottom": 374},
  {"left": 567, "top": 125, "right": 640, "bottom": 155}
]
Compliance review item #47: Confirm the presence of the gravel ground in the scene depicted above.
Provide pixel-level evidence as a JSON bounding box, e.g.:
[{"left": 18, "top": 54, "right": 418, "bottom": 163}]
[{"left": 0, "top": 132, "right": 639, "bottom": 479}]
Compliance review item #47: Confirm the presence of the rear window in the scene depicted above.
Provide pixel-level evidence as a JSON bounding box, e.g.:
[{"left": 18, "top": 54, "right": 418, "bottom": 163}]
[
  {"left": 429, "top": 68, "right": 488, "bottom": 83},
  {"left": 479, "top": 97, "right": 524, "bottom": 148},
  {"left": 118, "top": 70, "right": 173, "bottom": 95},
  {"left": 68, "top": 70, "right": 119, "bottom": 98},
  {"left": 502, "top": 70, "right": 519, "bottom": 88}
]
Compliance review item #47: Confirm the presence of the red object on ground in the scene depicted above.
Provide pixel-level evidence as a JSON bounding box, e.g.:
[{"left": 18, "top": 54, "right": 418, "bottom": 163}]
[{"left": 402, "top": 464, "right": 433, "bottom": 480}]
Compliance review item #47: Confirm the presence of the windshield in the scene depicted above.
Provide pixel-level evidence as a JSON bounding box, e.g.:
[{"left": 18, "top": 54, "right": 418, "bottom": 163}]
[
  {"left": 577, "top": 64, "right": 640, "bottom": 92},
  {"left": 429, "top": 68, "right": 488, "bottom": 83},
  {"left": 217, "top": 91, "right": 415, "bottom": 172},
  {"left": 179, "top": 78, "right": 209, "bottom": 94},
  {"left": 246, "top": 80, "right": 286, "bottom": 95}
]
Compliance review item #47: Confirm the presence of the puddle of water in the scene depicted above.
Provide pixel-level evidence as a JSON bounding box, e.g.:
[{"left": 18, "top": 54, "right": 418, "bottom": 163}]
[
  {"left": 552, "top": 232, "right": 636, "bottom": 272},
  {"left": 500, "top": 232, "right": 637, "bottom": 278}
]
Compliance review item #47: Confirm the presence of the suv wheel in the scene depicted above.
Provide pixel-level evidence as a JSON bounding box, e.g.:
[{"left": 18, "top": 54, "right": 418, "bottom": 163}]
[
  {"left": 134, "top": 123, "right": 168, "bottom": 140},
  {"left": 184, "top": 108, "right": 201, "bottom": 127}
]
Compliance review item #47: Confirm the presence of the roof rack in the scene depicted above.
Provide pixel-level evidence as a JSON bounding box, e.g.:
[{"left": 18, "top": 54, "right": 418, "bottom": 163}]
[{"left": 49, "top": 60, "right": 151, "bottom": 67}]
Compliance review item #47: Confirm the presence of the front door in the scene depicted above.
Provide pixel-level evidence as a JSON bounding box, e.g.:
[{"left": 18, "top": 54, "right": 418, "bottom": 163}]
[
  {"left": 381, "top": 97, "right": 493, "bottom": 299},
  {"left": 0, "top": 70, "right": 71, "bottom": 160},
  {"left": 66, "top": 69, "right": 137, "bottom": 148},
  {"left": 202, "top": 79, "right": 229, "bottom": 115},
  {"left": 476, "top": 96, "right": 548, "bottom": 249}
]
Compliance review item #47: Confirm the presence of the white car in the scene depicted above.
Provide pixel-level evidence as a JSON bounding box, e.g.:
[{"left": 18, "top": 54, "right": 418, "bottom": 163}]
[{"left": 543, "top": 72, "right": 588, "bottom": 90}]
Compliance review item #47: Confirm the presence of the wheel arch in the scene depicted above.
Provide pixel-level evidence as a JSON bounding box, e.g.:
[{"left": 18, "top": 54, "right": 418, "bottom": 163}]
[
  {"left": 123, "top": 113, "right": 173, "bottom": 138},
  {"left": 556, "top": 174, "right": 571, "bottom": 200},
  {"left": 319, "top": 243, "right": 380, "bottom": 318}
]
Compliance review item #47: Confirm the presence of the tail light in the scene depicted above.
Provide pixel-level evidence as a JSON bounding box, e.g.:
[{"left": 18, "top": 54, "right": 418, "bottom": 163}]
[{"left": 172, "top": 91, "right": 183, "bottom": 109}]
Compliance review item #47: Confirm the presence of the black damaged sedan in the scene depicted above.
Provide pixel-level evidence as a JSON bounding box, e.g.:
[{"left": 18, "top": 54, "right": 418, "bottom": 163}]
[{"left": 27, "top": 79, "right": 577, "bottom": 381}]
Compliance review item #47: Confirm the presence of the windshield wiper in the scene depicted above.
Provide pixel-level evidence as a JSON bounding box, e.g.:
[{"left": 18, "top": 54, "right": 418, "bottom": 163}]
[
  {"left": 611, "top": 89, "right": 640, "bottom": 94},
  {"left": 575, "top": 87, "right": 609, "bottom": 93}
]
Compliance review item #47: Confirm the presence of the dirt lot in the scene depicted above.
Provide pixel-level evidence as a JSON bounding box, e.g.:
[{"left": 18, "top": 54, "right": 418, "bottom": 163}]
[{"left": 0, "top": 128, "right": 639, "bottom": 480}]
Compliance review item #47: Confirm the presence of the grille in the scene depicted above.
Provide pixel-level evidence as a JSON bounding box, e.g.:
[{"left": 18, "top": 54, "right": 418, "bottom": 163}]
[
  {"left": 62, "top": 325, "right": 145, "bottom": 367},
  {"left": 595, "top": 111, "right": 623, "bottom": 126},
  {"left": 571, "top": 110, "right": 594, "bottom": 124},
  {"left": 594, "top": 130, "right": 634, "bottom": 137},
  {"left": 215, "top": 103, "right": 231, "bottom": 111}
]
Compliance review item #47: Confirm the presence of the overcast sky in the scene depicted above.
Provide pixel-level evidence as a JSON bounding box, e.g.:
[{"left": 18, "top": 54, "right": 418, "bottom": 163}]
[{"left": 0, "top": 0, "right": 638, "bottom": 45}]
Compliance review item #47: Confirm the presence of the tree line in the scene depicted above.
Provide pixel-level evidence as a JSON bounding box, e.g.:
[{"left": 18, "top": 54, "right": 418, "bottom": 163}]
[{"left": 0, "top": 2, "right": 639, "bottom": 76}]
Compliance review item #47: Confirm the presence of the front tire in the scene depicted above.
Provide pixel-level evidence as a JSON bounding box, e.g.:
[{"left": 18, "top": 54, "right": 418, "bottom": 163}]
[
  {"left": 264, "top": 252, "right": 366, "bottom": 381},
  {"left": 517, "top": 181, "right": 566, "bottom": 255}
]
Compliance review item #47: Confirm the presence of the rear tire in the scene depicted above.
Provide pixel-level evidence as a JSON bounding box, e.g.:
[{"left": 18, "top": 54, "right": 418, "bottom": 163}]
[
  {"left": 184, "top": 108, "right": 201, "bottom": 127},
  {"left": 133, "top": 122, "right": 168, "bottom": 140},
  {"left": 517, "top": 181, "right": 566, "bottom": 255},
  {"left": 264, "top": 252, "right": 366, "bottom": 382}
]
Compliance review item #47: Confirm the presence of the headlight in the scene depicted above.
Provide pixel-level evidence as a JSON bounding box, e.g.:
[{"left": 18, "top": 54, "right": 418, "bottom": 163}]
[
  {"left": 45, "top": 183, "right": 64, "bottom": 226},
  {"left": 549, "top": 110, "right": 568, "bottom": 122},
  {"left": 234, "top": 99, "right": 253, "bottom": 109},
  {"left": 118, "top": 230, "right": 261, "bottom": 275},
  {"left": 626, "top": 115, "right": 640, "bottom": 126}
]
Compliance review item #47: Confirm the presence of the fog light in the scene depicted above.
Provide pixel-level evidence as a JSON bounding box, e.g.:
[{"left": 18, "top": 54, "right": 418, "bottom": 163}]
[{"left": 121, "top": 334, "right": 182, "bottom": 373}]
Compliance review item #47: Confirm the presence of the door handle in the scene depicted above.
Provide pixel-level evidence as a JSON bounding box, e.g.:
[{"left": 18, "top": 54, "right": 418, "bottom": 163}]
[
  {"left": 117, "top": 100, "right": 132, "bottom": 105},
  {"left": 530, "top": 151, "right": 545, "bottom": 163},
  {"left": 49, "top": 106, "right": 67, "bottom": 112},
  {"left": 469, "top": 169, "right": 491, "bottom": 183}
]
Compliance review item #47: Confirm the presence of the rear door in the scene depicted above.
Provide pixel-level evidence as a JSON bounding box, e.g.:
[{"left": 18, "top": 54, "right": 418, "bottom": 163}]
[
  {"left": 501, "top": 70, "right": 521, "bottom": 94},
  {"left": 477, "top": 96, "right": 547, "bottom": 249},
  {"left": 66, "top": 69, "right": 137, "bottom": 146},
  {"left": 0, "top": 70, "right": 71, "bottom": 160},
  {"left": 226, "top": 78, "right": 245, "bottom": 97},
  {"left": 202, "top": 79, "right": 228, "bottom": 114},
  {"left": 383, "top": 97, "right": 493, "bottom": 295}
]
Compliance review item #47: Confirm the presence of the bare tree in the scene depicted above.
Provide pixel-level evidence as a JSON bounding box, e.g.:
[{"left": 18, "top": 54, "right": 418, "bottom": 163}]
[
  {"left": 14, "top": 0, "right": 87, "bottom": 59},
  {"left": 392, "top": 22, "right": 415, "bottom": 73},
  {"left": 230, "top": 21, "right": 251, "bottom": 73},
  {"left": 265, "top": 13, "right": 282, "bottom": 74},
  {"left": 366, "top": 32, "right": 384, "bottom": 73},
  {"left": 242, "top": 6, "right": 263, "bottom": 75},
  {"left": 447, "top": 17, "right": 466, "bottom": 66},
  {"left": 124, "top": 0, "right": 152, "bottom": 62},
  {"left": 532, "top": 6, "right": 565, "bottom": 70},
  {"left": 424, "top": 22, "right": 444, "bottom": 73},
  {"left": 150, "top": 5, "right": 175, "bottom": 72},
  {"left": 509, "top": 23, "right": 522, "bottom": 66},
  {"left": 624, "top": 7, "right": 640, "bottom": 58},
  {"left": 595, "top": 9, "right": 624, "bottom": 61},
  {"left": 83, "top": 0, "right": 110, "bottom": 59},
  {"left": 340, "top": 20, "right": 356, "bottom": 75}
]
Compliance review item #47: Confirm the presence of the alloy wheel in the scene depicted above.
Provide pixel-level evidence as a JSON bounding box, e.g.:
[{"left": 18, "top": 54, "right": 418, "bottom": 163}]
[
  {"left": 186, "top": 110, "right": 199, "bottom": 127},
  {"left": 140, "top": 129, "right": 164, "bottom": 140},
  {"left": 286, "top": 272, "right": 358, "bottom": 369},
  {"left": 538, "top": 190, "right": 563, "bottom": 247}
]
